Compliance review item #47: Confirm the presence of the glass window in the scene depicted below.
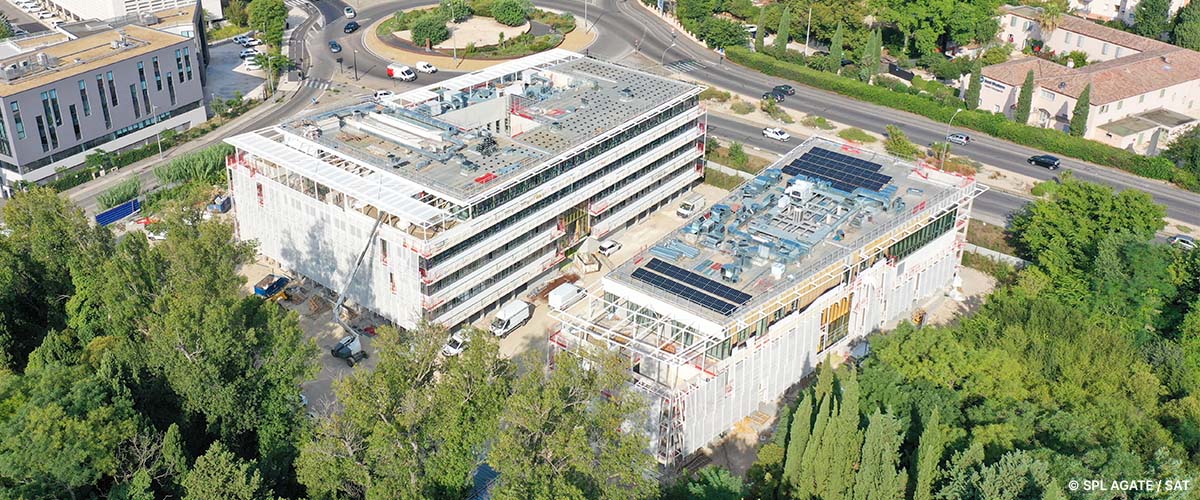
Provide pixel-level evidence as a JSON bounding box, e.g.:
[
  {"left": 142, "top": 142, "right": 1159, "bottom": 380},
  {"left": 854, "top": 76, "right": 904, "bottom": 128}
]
[
  {"left": 166, "top": 73, "right": 176, "bottom": 105},
  {"left": 1064, "top": 32, "right": 1072, "bottom": 44},
  {"left": 0, "top": 108, "right": 10, "bottom": 156},
  {"left": 129, "top": 84, "right": 140, "bottom": 118},
  {"left": 1102, "top": 43, "right": 1110, "bottom": 55},
  {"left": 10, "top": 102, "right": 23, "bottom": 139},
  {"left": 68, "top": 104, "right": 80, "bottom": 140},
  {"left": 183, "top": 47, "right": 192, "bottom": 80},
  {"left": 48, "top": 89, "right": 60, "bottom": 126},
  {"left": 152, "top": 56, "right": 162, "bottom": 91},
  {"left": 175, "top": 49, "right": 183, "bottom": 74},
  {"left": 106, "top": 71, "right": 118, "bottom": 106},
  {"left": 97, "top": 75, "right": 111, "bottom": 129},
  {"left": 34, "top": 115, "right": 47, "bottom": 152},
  {"left": 78, "top": 80, "right": 90, "bottom": 116}
]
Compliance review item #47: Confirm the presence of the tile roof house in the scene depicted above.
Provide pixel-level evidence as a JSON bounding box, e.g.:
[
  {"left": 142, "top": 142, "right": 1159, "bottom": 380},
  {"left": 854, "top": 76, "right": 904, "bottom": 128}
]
[{"left": 975, "top": 5, "right": 1200, "bottom": 155}]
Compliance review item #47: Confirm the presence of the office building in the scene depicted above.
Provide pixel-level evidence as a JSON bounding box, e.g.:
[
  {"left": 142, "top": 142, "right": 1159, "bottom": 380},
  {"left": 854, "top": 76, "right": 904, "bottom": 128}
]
[
  {"left": 551, "top": 137, "right": 984, "bottom": 464},
  {"left": 0, "top": 6, "right": 208, "bottom": 192},
  {"left": 224, "top": 50, "right": 706, "bottom": 329},
  {"left": 38, "top": 0, "right": 220, "bottom": 26}
]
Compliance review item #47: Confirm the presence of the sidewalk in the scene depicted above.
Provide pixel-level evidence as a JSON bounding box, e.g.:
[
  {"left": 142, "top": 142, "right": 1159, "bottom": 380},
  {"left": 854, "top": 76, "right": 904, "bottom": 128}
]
[{"left": 362, "top": 14, "right": 596, "bottom": 72}]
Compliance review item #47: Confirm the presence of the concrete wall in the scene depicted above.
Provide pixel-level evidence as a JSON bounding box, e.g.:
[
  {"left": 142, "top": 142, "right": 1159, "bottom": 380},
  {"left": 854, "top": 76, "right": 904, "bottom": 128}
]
[{"left": 49, "top": 0, "right": 221, "bottom": 23}]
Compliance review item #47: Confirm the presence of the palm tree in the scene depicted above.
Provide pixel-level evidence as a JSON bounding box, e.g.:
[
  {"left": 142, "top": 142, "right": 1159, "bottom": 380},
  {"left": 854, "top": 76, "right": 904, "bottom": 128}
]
[{"left": 1035, "top": 0, "right": 1068, "bottom": 33}]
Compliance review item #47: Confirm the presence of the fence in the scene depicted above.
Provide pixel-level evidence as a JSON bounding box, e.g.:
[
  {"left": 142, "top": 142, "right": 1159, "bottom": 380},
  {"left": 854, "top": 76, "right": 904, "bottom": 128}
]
[
  {"left": 95, "top": 198, "right": 141, "bottom": 227},
  {"left": 963, "top": 243, "right": 1027, "bottom": 267}
]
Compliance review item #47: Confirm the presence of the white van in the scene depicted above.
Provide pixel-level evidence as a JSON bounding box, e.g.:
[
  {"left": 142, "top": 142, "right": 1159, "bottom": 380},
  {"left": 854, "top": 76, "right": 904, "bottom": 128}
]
[
  {"left": 548, "top": 282, "right": 585, "bottom": 311},
  {"left": 490, "top": 300, "right": 531, "bottom": 337},
  {"left": 386, "top": 63, "right": 416, "bottom": 81},
  {"left": 676, "top": 194, "right": 706, "bottom": 218}
]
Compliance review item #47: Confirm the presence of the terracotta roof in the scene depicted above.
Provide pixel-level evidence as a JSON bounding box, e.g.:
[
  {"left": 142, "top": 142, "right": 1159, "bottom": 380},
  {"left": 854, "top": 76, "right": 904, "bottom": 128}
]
[{"left": 1002, "top": 5, "right": 1173, "bottom": 52}]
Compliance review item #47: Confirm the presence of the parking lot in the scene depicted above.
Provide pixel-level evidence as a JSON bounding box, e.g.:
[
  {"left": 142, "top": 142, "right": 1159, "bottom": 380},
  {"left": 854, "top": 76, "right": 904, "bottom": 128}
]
[
  {"left": 0, "top": 0, "right": 51, "bottom": 34},
  {"left": 207, "top": 42, "right": 269, "bottom": 101}
]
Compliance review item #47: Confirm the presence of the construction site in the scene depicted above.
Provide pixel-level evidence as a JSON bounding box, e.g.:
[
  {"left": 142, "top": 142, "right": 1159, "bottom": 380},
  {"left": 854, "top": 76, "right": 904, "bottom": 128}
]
[{"left": 550, "top": 136, "right": 986, "bottom": 465}]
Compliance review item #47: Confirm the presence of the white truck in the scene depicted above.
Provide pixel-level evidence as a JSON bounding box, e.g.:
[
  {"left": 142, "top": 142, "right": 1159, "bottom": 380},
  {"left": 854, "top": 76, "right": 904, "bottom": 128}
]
[
  {"left": 676, "top": 194, "right": 706, "bottom": 218},
  {"left": 490, "top": 300, "right": 531, "bottom": 337},
  {"left": 548, "top": 282, "right": 586, "bottom": 311}
]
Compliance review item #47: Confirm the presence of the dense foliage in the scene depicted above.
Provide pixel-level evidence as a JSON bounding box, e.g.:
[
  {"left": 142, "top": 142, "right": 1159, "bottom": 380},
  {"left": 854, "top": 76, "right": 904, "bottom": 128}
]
[
  {"left": 247, "top": 0, "right": 286, "bottom": 48},
  {"left": 96, "top": 178, "right": 142, "bottom": 210},
  {"left": 154, "top": 144, "right": 234, "bottom": 186},
  {"left": 491, "top": 0, "right": 531, "bottom": 26},
  {"left": 412, "top": 13, "right": 452, "bottom": 46},
  {"left": 739, "top": 176, "right": 1200, "bottom": 500}
]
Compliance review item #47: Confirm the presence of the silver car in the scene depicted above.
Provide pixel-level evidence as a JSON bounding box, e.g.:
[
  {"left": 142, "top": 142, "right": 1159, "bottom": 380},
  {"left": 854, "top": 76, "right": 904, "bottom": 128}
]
[{"left": 946, "top": 133, "right": 971, "bottom": 145}]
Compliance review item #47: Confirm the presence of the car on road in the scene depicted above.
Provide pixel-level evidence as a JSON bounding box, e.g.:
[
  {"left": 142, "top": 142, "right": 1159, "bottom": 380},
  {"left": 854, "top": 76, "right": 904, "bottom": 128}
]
[
  {"left": 598, "top": 240, "right": 622, "bottom": 257},
  {"left": 239, "top": 48, "right": 259, "bottom": 59},
  {"left": 328, "top": 40, "right": 342, "bottom": 53},
  {"left": 946, "top": 133, "right": 971, "bottom": 145},
  {"left": 240, "top": 37, "right": 262, "bottom": 47},
  {"left": 373, "top": 90, "right": 393, "bottom": 99},
  {"left": 387, "top": 63, "right": 417, "bottom": 81},
  {"left": 763, "top": 127, "right": 791, "bottom": 142},
  {"left": 761, "top": 90, "right": 785, "bottom": 103},
  {"left": 1027, "top": 154, "right": 1061, "bottom": 170},
  {"left": 343, "top": 21, "right": 359, "bottom": 33},
  {"left": 343, "top": 6, "right": 355, "bottom": 17},
  {"left": 441, "top": 331, "right": 469, "bottom": 357},
  {"left": 1171, "top": 235, "right": 1197, "bottom": 250},
  {"left": 773, "top": 84, "right": 795, "bottom": 96},
  {"left": 416, "top": 61, "right": 437, "bottom": 73}
]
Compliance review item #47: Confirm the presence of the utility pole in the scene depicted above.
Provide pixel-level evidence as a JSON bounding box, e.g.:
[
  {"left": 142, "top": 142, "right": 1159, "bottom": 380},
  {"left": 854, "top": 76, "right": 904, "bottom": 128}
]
[
  {"left": 804, "top": 6, "right": 812, "bottom": 56},
  {"left": 584, "top": 0, "right": 589, "bottom": 34},
  {"left": 942, "top": 108, "right": 963, "bottom": 166},
  {"left": 353, "top": 49, "right": 358, "bottom": 80},
  {"left": 153, "top": 104, "right": 163, "bottom": 159}
]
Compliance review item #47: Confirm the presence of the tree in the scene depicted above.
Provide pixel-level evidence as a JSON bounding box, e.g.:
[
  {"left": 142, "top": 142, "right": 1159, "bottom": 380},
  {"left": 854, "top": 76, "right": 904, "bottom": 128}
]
[
  {"left": 686, "top": 467, "right": 746, "bottom": 500},
  {"left": 440, "top": 0, "right": 471, "bottom": 22},
  {"left": 1032, "top": 0, "right": 1067, "bottom": 32},
  {"left": 858, "top": 29, "right": 881, "bottom": 82},
  {"left": 1134, "top": 0, "right": 1171, "bottom": 38},
  {"left": 491, "top": 0, "right": 528, "bottom": 26},
  {"left": 774, "top": 8, "right": 791, "bottom": 58},
  {"left": 828, "top": 22, "right": 845, "bottom": 74},
  {"left": 884, "top": 125, "right": 921, "bottom": 159},
  {"left": 297, "top": 325, "right": 511, "bottom": 499},
  {"left": 727, "top": 141, "right": 749, "bottom": 168},
  {"left": 489, "top": 351, "right": 657, "bottom": 500},
  {"left": 0, "top": 12, "right": 13, "bottom": 40},
  {"left": 1165, "top": 125, "right": 1200, "bottom": 177},
  {"left": 912, "top": 409, "right": 945, "bottom": 500},
  {"left": 964, "top": 60, "right": 982, "bottom": 109},
  {"left": 781, "top": 392, "right": 814, "bottom": 487},
  {"left": 1069, "top": 84, "right": 1091, "bottom": 137},
  {"left": 246, "top": 0, "right": 286, "bottom": 48},
  {"left": 225, "top": 0, "right": 248, "bottom": 27},
  {"left": 853, "top": 411, "right": 906, "bottom": 500},
  {"left": 754, "top": 7, "right": 768, "bottom": 52},
  {"left": 1173, "top": 1, "right": 1200, "bottom": 50},
  {"left": 183, "top": 442, "right": 272, "bottom": 500},
  {"left": 700, "top": 17, "right": 749, "bottom": 49},
  {"left": 1014, "top": 69, "right": 1034, "bottom": 124},
  {"left": 411, "top": 13, "right": 451, "bottom": 46}
]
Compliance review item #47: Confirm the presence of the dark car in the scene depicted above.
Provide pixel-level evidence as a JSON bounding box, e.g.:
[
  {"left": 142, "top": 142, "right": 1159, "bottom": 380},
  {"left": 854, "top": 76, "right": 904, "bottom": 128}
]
[
  {"left": 773, "top": 84, "right": 795, "bottom": 96},
  {"left": 1027, "top": 154, "right": 1061, "bottom": 169},
  {"left": 328, "top": 40, "right": 342, "bottom": 53},
  {"left": 343, "top": 21, "right": 359, "bottom": 33},
  {"left": 762, "top": 90, "right": 785, "bottom": 103}
]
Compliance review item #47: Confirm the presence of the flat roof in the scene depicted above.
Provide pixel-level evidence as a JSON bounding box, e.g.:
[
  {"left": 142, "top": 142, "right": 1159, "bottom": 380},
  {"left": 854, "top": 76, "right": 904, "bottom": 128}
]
[
  {"left": 608, "top": 137, "right": 955, "bottom": 323},
  {"left": 280, "top": 51, "right": 700, "bottom": 205},
  {"left": 1138, "top": 108, "right": 1196, "bottom": 128},
  {"left": 1099, "top": 116, "right": 1159, "bottom": 136},
  {"left": 0, "top": 24, "right": 188, "bottom": 96}
]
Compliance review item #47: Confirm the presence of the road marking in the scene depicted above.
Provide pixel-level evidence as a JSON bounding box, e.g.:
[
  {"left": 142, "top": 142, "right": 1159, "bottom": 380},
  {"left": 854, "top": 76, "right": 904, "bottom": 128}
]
[{"left": 663, "top": 59, "right": 704, "bottom": 73}]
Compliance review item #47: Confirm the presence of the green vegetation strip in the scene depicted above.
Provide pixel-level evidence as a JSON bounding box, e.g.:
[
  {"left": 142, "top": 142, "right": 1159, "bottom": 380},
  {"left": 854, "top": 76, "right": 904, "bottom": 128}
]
[{"left": 726, "top": 47, "right": 1199, "bottom": 192}]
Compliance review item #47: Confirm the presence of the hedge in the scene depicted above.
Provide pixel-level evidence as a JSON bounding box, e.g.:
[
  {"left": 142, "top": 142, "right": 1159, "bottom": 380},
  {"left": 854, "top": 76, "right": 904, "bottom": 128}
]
[{"left": 725, "top": 47, "right": 1199, "bottom": 192}]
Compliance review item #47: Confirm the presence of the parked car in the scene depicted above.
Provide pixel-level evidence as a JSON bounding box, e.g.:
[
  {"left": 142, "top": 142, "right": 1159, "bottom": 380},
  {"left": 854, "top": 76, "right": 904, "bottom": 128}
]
[
  {"left": 1171, "top": 235, "right": 1197, "bottom": 250},
  {"left": 441, "top": 331, "right": 469, "bottom": 356},
  {"left": 37, "top": 11, "right": 53, "bottom": 18},
  {"left": 946, "top": 133, "right": 971, "bottom": 145},
  {"left": 763, "top": 127, "right": 791, "bottom": 142},
  {"left": 773, "top": 84, "right": 795, "bottom": 96},
  {"left": 245, "top": 59, "right": 262, "bottom": 71},
  {"left": 239, "top": 48, "right": 260, "bottom": 59},
  {"left": 343, "top": 6, "right": 355, "bottom": 17},
  {"left": 373, "top": 90, "right": 393, "bottom": 99},
  {"left": 232, "top": 34, "right": 249, "bottom": 44},
  {"left": 761, "top": 90, "right": 785, "bottom": 103},
  {"left": 676, "top": 194, "right": 706, "bottom": 218},
  {"left": 241, "top": 37, "right": 262, "bottom": 47},
  {"left": 548, "top": 283, "right": 586, "bottom": 312},
  {"left": 328, "top": 40, "right": 342, "bottom": 53},
  {"left": 415, "top": 61, "right": 437, "bottom": 73},
  {"left": 598, "top": 239, "right": 622, "bottom": 257},
  {"left": 343, "top": 21, "right": 359, "bottom": 33},
  {"left": 1027, "top": 154, "right": 1061, "bottom": 170}
]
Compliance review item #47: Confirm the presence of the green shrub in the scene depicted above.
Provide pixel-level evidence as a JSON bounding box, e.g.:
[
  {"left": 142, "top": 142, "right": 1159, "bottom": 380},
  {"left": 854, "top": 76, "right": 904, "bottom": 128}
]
[
  {"left": 884, "top": 125, "right": 920, "bottom": 159},
  {"left": 837, "top": 127, "right": 876, "bottom": 143},
  {"left": 411, "top": 14, "right": 450, "bottom": 46},
  {"left": 725, "top": 46, "right": 1191, "bottom": 190},
  {"left": 439, "top": 0, "right": 471, "bottom": 21},
  {"left": 704, "top": 168, "right": 743, "bottom": 190},
  {"left": 980, "top": 44, "right": 1013, "bottom": 65},
  {"left": 759, "top": 99, "right": 793, "bottom": 123},
  {"left": 728, "top": 142, "right": 749, "bottom": 168},
  {"left": 97, "top": 178, "right": 142, "bottom": 210},
  {"left": 730, "top": 100, "right": 755, "bottom": 114},
  {"left": 1030, "top": 180, "right": 1061, "bottom": 197},
  {"left": 468, "top": 0, "right": 495, "bottom": 16},
  {"left": 802, "top": 115, "right": 835, "bottom": 130},
  {"left": 699, "top": 87, "right": 732, "bottom": 102},
  {"left": 961, "top": 251, "right": 1017, "bottom": 282},
  {"left": 529, "top": 9, "right": 574, "bottom": 32},
  {"left": 154, "top": 144, "right": 235, "bottom": 186},
  {"left": 492, "top": 0, "right": 530, "bottom": 26}
]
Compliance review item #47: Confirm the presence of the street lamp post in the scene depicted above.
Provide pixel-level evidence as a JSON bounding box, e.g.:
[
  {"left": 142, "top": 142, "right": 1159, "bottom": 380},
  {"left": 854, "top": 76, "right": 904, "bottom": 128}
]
[
  {"left": 153, "top": 104, "right": 163, "bottom": 159},
  {"left": 353, "top": 49, "right": 358, "bottom": 81},
  {"left": 659, "top": 41, "right": 676, "bottom": 66},
  {"left": 942, "top": 108, "right": 963, "bottom": 166}
]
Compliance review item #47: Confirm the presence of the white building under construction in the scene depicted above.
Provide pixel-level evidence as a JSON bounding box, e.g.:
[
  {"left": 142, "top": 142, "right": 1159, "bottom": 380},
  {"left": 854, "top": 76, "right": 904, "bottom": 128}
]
[
  {"left": 551, "top": 137, "right": 985, "bottom": 465},
  {"left": 223, "top": 50, "right": 706, "bottom": 329}
]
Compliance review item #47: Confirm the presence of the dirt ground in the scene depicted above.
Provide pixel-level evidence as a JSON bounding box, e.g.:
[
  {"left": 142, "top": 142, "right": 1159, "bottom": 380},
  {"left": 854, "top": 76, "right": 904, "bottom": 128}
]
[{"left": 924, "top": 266, "right": 998, "bottom": 326}]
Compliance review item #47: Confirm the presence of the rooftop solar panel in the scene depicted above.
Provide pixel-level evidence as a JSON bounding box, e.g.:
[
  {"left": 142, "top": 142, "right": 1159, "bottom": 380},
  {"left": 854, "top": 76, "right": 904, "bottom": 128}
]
[
  {"left": 645, "top": 258, "right": 753, "bottom": 304},
  {"left": 632, "top": 268, "right": 737, "bottom": 315},
  {"left": 782, "top": 150, "right": 891, "bottom": 193}
]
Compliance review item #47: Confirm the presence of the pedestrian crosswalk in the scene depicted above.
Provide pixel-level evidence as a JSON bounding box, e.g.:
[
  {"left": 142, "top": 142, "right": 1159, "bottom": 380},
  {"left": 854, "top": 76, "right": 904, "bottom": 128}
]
[
  {"left": 664, "top": 59, "right": 705, "bottom": 73},
  {"left": 305, "top": 79, "right": 331, "bottom": 90}
]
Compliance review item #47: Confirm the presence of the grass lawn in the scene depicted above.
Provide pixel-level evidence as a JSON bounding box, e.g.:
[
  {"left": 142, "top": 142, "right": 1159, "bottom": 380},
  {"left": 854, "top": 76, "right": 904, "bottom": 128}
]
[
  {"left": 967, "top": 220, "right": 1017, "bottom": 255},
  {"left": 707, "top": 146, "right": 771, "bottom": 174}
]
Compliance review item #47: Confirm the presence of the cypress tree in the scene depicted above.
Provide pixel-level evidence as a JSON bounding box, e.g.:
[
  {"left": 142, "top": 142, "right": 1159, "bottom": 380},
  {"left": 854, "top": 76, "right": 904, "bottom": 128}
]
[
  {"left": 774, "top": 8, "right": 792, "bottom": 58},
  {"left": 913, "top": 409, "right": 946, "bottom": 500},
  {"left": 1015, "top": 69, "right": 1035, "bottom": 124},
  {"left": 1069, "top": 84, "right": 1091, "bottom": 137},
  {"left": 829, "top": 22, "right": 845, "bottom": 74},
  {"left": 859, "top": 29, "right": 881, "bottom": 82},
  {"left": 854, "top": 411, "right": 908, "bottom": 500},
  {"left": 781, "top": 393, "right": 814, "bottom": 488},
  {"left": 794, "top": 392, "right": 831, "bottom": 499},
  {"left": 964, "top": 60, "right": 982, "bottom": 109},
  {"left": 815, "top": 361, "right": 835, "bottom": 398},
  {"left": 772, "top": 399, "right": 794, "bottom": 448},
  {"left": 825, "top": 368, "right": 863, "bottom": 500},
  {"left": 754, "top": 8, "right": 768, "bottom": 53}
]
